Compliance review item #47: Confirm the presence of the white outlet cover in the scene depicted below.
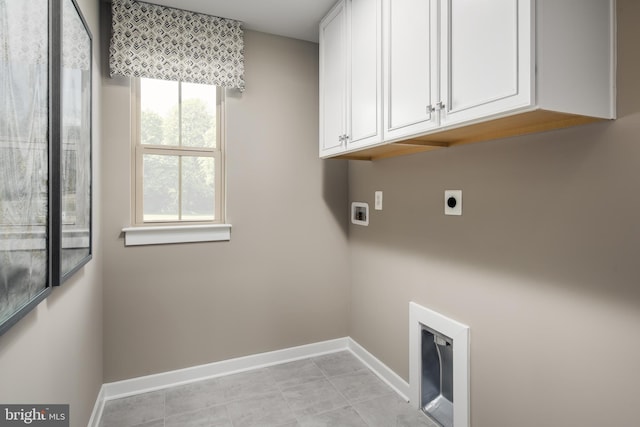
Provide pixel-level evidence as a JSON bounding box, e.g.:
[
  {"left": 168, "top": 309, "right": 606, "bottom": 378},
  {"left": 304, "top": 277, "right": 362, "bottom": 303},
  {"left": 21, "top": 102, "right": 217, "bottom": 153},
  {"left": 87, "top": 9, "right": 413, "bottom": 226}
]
[
  {"left": 374, "top": 191, "right": 383, "bottom": 210},
  {"left": 444, "top": 190, "right": 462, "bottom": 215}
]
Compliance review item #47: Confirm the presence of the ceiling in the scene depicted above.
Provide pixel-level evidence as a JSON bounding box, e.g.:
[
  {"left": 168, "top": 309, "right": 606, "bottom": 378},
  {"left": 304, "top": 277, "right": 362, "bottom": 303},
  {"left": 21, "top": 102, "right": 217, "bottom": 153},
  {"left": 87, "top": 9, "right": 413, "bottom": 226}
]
[{"left": 144, "top": 0, "right": 337, "bottom": 43}]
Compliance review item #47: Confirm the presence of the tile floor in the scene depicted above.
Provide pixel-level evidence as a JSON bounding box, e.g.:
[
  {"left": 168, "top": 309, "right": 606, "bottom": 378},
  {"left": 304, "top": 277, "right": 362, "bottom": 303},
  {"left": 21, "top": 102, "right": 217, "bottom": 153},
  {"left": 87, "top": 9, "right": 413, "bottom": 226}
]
[{"left": 99, "top": 351, "right": 438, "bottom": 427}]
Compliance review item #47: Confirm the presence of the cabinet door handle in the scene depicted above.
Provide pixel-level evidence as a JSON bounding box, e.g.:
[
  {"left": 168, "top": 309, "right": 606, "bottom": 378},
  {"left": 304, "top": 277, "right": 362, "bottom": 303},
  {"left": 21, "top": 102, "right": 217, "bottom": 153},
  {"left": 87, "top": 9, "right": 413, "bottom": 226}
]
[
  {"left": 436, "top": 101, "right": 446, "bottom": 111},
  {"left": 426, "top": 105, "right": 435, "bottom": 114}
]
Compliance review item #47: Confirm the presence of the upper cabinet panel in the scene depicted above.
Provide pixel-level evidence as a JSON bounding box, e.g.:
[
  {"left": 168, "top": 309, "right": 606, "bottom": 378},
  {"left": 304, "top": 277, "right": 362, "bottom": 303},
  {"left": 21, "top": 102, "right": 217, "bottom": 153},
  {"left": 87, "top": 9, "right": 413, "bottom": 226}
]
[
  {"left": 536, "top": 0, "right": 616, "bottom": 119},
  {"left": 350, "top": 0, "right": 382, "bottom": 146},
  {"left": 319, "top": 1, "right": 347, "bottom": 157},
  {"left": 384, "top": 0, "right": 439, "bottom": 141},
  {"left": 440, "top": 0, "right": 532, "bottom": 127}
]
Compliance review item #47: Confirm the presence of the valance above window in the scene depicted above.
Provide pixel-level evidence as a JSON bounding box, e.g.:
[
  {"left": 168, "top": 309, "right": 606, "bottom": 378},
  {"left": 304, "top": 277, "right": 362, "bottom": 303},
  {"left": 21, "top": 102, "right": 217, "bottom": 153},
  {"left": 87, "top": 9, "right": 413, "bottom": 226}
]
[{"left": 109, "top": 0, "right": 245, "bottom": 90}]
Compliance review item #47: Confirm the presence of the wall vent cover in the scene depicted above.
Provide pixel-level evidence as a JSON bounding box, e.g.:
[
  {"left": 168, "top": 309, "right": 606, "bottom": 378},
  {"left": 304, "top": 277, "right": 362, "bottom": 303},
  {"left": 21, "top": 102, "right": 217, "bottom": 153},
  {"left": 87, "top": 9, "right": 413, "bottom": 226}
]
[{"left": 409, "top": 302, "right": 470, "bottom": 427}]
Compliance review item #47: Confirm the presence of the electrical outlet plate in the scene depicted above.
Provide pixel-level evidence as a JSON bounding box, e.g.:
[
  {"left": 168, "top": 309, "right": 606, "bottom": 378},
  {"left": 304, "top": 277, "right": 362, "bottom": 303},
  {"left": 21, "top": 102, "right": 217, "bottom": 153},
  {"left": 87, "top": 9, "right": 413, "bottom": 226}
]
[
  {"left": 351, "top": 202, "right": 369, "bottom": 226},
  {"left": 444, "top": 190, "right": 462, "bottom": 216},
  {"left": 374, "top": 191, "right": 383, "bottom": 210}
]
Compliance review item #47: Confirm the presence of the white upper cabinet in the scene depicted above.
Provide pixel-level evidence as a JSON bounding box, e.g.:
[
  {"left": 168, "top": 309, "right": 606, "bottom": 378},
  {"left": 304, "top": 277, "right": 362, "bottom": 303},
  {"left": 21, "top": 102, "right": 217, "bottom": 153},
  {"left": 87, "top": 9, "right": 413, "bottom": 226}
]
[
  {"left": 350, "top": 0, "right": 382, "bottom": 146},
  {"left": 439, "top": 0, "right": 532, "bottom": 127},
  {"left": 383, "top": 0, "right": 439, "bottom": 141},
  {"left": 321, "top": 0, "right": 615, "bottom": 160},
  {"left": 319, "top": 1, "right": 347, "bottom": 157},
  {"left": 320, "top": 0, "right": 382, "bottom": 158},
  {"left": 384, "top": 0, "right": 534, "bottom": 140}
]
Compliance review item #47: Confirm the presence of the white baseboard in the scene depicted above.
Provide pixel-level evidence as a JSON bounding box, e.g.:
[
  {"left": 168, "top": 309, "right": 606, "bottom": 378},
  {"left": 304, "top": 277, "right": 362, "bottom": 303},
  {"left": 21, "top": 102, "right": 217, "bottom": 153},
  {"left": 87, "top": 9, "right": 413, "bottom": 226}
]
[
  {"left": 87, "top": 385, "right": 105, "bottom": 427},
  {"left": 101, "top": 337, "right": 349, "bottom": 400},
  {"left": 90, "top": 337, "right": 409, "bottom": 426},
  {"left": 347, "top": 338, "right": 410, "bottom": 401}
]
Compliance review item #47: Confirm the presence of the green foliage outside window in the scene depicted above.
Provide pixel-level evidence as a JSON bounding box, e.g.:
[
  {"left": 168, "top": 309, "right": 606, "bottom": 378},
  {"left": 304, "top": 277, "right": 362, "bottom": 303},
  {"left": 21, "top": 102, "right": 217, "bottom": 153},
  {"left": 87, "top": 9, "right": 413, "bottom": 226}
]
[{"left": 140, "top": 97, "right": 216, "bottom": 221}]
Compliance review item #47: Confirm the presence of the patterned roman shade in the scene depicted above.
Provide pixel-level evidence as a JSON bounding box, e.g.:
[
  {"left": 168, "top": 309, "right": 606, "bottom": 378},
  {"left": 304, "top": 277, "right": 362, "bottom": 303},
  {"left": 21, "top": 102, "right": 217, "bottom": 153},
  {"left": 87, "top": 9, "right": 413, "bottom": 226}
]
[{"left": 109, "top": 0, "right": 245, "bottom": 90}]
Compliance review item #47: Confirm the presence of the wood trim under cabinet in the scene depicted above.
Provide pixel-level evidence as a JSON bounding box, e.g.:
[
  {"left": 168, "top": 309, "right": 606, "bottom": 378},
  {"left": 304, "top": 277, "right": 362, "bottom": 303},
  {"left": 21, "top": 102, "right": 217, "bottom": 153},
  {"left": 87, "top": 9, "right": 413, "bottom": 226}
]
[{"left": 329, "top": 109, "right": 606, "bottom": 161}]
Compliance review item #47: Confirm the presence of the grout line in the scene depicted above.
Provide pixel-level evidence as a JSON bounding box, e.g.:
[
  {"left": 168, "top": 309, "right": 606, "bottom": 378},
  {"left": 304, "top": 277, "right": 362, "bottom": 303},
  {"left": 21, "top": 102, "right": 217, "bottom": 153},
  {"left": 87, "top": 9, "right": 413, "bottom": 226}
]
[
  {"left": 266, "top": 360, "right": 300, "bottom": 426},
  {"left": 162, "top": 390, "right": 166, "bottom": 427}
]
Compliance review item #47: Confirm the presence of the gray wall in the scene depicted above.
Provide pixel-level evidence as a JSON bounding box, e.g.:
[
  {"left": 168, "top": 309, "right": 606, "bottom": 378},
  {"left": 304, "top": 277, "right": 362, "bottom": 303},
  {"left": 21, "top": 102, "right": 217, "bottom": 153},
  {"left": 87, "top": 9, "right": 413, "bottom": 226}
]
[
  {"left": 0, "top": 0, "right": 104, "bottom": 425},
  {"left": 348, "top": 1, "right": 640, "bottom": 426},
  {"left": 101, "top": 31, "right": 350, "bottom": 382}
]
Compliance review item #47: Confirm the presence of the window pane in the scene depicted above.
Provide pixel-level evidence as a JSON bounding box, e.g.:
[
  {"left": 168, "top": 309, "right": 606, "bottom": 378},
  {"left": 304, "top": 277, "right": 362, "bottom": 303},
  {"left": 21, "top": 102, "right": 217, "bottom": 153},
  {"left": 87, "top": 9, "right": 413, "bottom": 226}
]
[
  {"left": 140, "top": 78, "right": 178, "bottom": 146},
  {"left": 181, "top": 82, "right": 216, "bottom": 148},
  {"left": 182, "top": 156, "right": 215, "bottom": 221},
  {"left": 143, "top": 154, "right": 178, "bottom": 221},
  {"left": 137, "top": 78, "right": 222, "bottom": 225}
]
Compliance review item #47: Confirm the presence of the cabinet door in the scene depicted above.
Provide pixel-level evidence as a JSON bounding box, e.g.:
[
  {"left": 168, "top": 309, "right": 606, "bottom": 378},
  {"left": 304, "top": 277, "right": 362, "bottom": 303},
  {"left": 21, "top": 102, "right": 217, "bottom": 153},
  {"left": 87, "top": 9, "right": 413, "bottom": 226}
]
[
  {"left": 439, "top": 0, "right": 532, "bottom": 127},
  {"left": 320, "top": 1, "right": 347, "bottom": 157},
  {"left": 348, "top": 0, "right": 382, "bottom": 149},
  {"left": 383, "top": 0, "right": 439, "bottom": 142}
]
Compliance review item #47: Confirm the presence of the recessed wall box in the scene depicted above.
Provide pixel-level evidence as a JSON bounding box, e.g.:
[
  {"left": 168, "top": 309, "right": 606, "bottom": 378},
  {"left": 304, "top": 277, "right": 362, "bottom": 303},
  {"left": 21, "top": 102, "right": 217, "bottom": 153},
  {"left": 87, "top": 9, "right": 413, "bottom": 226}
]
[
  {"left": 410, "top": 302, "right": 470, "bottom": 427},
  {"left": 351, "top": 202, "right": 369, "bottom": 226}
]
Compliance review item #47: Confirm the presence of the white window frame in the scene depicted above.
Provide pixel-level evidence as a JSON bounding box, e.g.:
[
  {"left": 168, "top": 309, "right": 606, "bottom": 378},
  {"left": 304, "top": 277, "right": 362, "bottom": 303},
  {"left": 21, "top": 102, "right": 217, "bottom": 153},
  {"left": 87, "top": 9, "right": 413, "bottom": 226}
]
[{"left": 122, "top": 78, "right": 230, "bottom": 246}]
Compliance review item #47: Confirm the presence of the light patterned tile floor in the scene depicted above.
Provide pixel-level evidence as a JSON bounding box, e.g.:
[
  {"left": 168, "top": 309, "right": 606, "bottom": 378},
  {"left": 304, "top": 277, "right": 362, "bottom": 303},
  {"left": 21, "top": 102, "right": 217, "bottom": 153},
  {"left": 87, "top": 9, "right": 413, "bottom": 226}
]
[{"left": 99, "top": 351, "right": 438, "bottom": 427}]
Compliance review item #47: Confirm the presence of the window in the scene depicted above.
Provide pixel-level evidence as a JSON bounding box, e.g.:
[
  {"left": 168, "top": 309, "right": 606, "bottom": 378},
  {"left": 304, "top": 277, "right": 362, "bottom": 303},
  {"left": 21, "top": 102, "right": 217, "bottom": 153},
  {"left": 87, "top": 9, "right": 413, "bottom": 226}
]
[{"left": 132, "top": 78, "right": 225, "bottom": 225}]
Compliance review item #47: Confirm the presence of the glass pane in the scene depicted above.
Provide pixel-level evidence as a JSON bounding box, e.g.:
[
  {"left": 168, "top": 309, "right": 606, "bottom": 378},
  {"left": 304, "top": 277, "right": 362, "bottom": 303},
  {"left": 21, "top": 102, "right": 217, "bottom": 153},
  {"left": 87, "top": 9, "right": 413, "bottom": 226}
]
[
  {"left": 143, "top": 154, "right": 179, "bottom": 221},
  {"left": 140, "top": 78, "right": 179, "bottom": 146},
  {"left": 60, "top": 0, "right": 91, "bottom": 278},
  {"left": 181, "top": 82, "right": 216, "bottom": 148},
  {"left": 182, "top": 156, "right": 215, "bottom": 221},
  {"left": 0, "top": 0, "right": 49, "bottom": 325}
]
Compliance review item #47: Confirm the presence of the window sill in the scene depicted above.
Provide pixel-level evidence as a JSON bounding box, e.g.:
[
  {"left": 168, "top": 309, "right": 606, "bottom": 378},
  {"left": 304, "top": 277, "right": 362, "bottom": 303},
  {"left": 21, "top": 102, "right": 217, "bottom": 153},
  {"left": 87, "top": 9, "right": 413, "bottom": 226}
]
[{"left": 122, "top": 224, "right": 231, "bottom": 246}]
